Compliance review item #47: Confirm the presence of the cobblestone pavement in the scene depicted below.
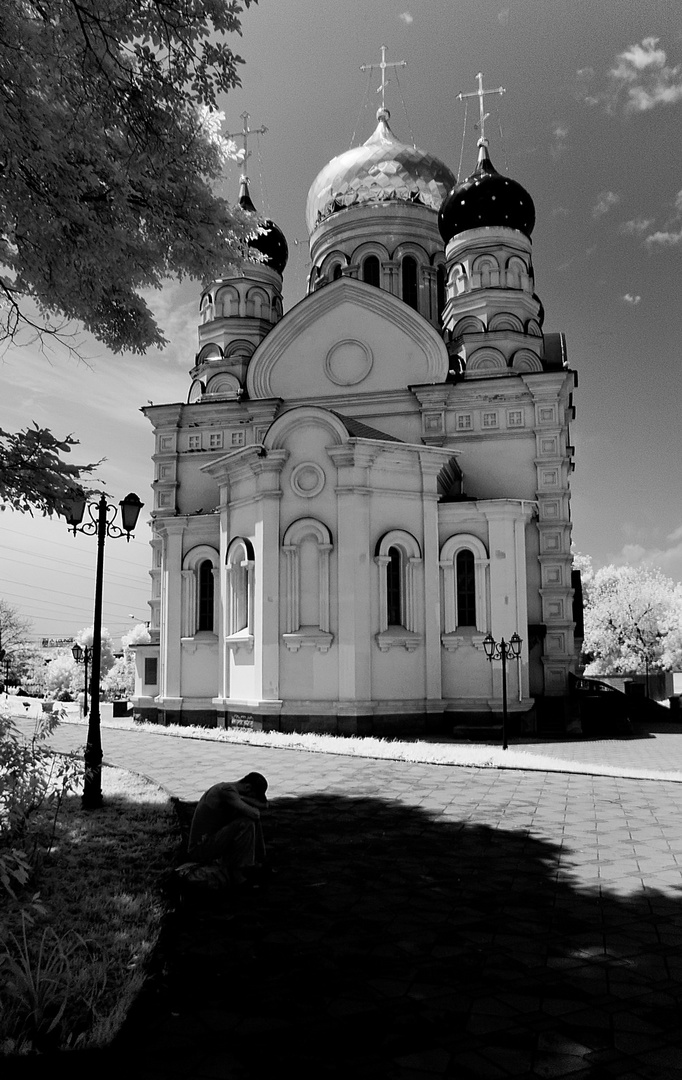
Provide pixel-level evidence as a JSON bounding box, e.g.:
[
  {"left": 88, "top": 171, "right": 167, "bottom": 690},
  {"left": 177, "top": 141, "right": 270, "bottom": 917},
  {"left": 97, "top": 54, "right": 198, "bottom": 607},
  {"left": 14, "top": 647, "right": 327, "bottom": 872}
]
[{"left": 5, "top": 716, "right": 682, "bottom": 1079}]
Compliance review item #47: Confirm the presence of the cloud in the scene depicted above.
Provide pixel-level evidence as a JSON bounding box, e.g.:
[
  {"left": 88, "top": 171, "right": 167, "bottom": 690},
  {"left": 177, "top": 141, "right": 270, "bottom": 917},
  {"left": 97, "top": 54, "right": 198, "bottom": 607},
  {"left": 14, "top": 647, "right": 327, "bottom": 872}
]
[
  {"left": 622, "top": 293, "right": 641, "bottom": 305},
  {"left": 498, "top": 8, "right": 510, "bottom": 25},
  {"left": 592, "top": 191, "right": 620, "bottom": 218},
  {"left": 645, "top": 229, "right": 682, "bottom": 247},
  {"left": 550, "top": 123, "right": 568, "bottom": 160},
  {"left": 644, "top": 188, "right": 682, "bottom": 247},
  {"left": 398, "top": 11, "right": 413, "bottom": 24},
  {"left": 581, "top": 37, "right": 682, "bottom": 114},
  {"left": 620, "top": 216, "right": 655, "bottom": 236},
  {"left": 611, "top": 529, "right": 682, "bottom": 582}
]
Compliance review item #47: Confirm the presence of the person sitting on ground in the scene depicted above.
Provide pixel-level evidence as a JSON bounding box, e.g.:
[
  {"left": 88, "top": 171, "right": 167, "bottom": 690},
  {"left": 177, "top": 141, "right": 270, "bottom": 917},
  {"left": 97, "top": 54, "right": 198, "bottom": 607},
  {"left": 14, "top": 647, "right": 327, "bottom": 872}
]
[{"left": 187, "top": 772, "right": 268, "bottom": 888}]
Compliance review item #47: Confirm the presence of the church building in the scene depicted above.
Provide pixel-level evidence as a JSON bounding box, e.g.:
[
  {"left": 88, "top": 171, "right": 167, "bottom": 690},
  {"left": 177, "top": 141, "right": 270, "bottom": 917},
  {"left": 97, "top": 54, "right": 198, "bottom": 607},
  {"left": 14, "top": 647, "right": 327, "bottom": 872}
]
[{"left": 132, "top": 83, "right": 579, "bottom": 737}]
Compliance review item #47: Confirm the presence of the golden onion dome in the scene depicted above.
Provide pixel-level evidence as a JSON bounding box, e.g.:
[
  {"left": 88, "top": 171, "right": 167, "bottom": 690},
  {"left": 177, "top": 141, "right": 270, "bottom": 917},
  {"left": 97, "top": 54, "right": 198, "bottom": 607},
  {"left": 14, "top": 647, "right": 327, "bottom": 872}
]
[{"left": 305, "top": 108, "right": 456, "bottom": 234}]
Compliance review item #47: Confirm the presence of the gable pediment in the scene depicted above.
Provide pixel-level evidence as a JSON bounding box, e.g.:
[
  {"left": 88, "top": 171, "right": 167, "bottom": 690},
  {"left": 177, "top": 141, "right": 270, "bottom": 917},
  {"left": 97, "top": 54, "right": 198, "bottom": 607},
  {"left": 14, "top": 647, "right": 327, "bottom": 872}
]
[{"left": 246, "top": 277, "right": 449, "bottom": 400}]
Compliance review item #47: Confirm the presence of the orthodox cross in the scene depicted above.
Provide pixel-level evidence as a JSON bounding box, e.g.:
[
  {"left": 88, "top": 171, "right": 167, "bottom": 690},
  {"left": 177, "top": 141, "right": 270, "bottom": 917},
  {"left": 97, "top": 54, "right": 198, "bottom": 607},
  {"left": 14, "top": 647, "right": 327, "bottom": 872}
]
[
  {"left": 360, "top": 44, "right": 407, "bottom": 112},
  {"left": 457, "top": 72, "right": 505, "bottom": 144},
  {"left": 225, "top": 111, "right": 268, "bottom": 173}
]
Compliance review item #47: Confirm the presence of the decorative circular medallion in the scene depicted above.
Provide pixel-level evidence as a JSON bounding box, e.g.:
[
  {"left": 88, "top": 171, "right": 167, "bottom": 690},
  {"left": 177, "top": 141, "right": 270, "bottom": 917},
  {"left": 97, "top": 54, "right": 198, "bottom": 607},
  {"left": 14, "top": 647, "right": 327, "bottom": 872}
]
[
  {"left": 291, "top": 462, "right": 326, "bottom": 498},
  {"left": 325, "top": 339, "right": 373, "bottom": 386}
]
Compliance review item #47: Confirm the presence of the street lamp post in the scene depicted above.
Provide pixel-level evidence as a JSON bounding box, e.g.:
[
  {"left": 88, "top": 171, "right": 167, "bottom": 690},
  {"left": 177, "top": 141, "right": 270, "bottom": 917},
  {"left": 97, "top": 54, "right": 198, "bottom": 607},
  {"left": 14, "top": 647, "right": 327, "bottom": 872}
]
[
  {"left": 63, "top": 493, "right": 143, "bottom": 809},
  {"left": 483, "top": 632, "right": 523, "bottom": 751},
  {"left": 71, "top": 643, "right": 91, "bottom": 717}
]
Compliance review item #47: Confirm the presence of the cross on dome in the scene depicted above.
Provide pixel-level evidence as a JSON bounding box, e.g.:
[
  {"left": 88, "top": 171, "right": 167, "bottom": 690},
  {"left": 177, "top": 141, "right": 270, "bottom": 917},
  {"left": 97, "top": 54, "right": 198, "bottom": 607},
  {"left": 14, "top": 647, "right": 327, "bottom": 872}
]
[
  {"left": 457, "top": 72, "right": 505, "bottom": 146},
  {"left": 360, "top": 44, "right": 407, "bottom": 117},
  {"left": 226, "top": 111, "right": 268, "bottom": 180}
]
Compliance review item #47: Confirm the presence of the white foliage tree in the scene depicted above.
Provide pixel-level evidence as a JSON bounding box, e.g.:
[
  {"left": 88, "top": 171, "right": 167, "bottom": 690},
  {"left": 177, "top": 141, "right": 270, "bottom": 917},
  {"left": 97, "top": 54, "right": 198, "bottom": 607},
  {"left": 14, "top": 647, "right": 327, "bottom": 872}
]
[{"left": 579, "top": 557, "right": 682, "bottom": 675}]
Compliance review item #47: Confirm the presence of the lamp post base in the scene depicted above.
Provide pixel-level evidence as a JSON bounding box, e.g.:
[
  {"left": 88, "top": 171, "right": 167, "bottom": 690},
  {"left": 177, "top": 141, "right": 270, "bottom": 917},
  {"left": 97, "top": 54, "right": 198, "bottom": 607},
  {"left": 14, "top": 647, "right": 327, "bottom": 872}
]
[{"left": 82, "top": 746, "right": 104, "bottom": 810}]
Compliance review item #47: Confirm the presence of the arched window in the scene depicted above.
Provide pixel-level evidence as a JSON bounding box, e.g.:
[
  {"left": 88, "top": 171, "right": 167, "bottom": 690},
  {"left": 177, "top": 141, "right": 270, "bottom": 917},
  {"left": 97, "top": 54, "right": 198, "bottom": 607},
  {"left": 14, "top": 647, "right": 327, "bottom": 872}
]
[
  {"left": 439, "top": 535, "right": 489, "bottom": 635},
  {"left": 197, "top": 560, "right": 215, "bottom": 631},
  {"left": 362, "top": 255, "right": 381, "bottom": 288},
  {"left": 226, "top": 537, "right": 255, "bottom": 648},
  {"left": 402, "top": 256, "right": 419, "bottom": 310},
  {"left": 436, "top": 264, "right": 446, "bottom": 320},
  {"left": 375, "top": 531, "right": 423, "bottom": 651},
  {"left": 455, "top": 550, "right": 476, "bottom": 627},
  {"left": 282, "top": 519, "right": 333, "bottom": 652},
  {"left": 181, "top": 545, "right": 219, "bottom": 637},
  {"left": 386, "top": 547, "right": 402, "bottom": 625},
  {"left": 332, "top": 264, "right": 343, "bottom": 281}
]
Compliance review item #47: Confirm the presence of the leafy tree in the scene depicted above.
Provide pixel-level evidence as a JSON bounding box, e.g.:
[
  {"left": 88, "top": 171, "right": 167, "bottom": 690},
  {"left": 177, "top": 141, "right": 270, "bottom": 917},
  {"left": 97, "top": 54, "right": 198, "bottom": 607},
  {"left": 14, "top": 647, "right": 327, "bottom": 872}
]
[
  {"left": 0, "top": 425, "right": 97, "bottom": 516},
  {"left": 44, "top": 626, "right": 116, "bottom": 699},
  {"left": 0, "top": 600, "right": 32, "bottom": 655},
  {"left": 579, "top": 557, "right": 682, "bottom": 675},
  {"left": 103, "top": 623, "right": 150, "bottom": 699},
  {"left": 1, "top": 0, "right": 255, "bottom": 353}
]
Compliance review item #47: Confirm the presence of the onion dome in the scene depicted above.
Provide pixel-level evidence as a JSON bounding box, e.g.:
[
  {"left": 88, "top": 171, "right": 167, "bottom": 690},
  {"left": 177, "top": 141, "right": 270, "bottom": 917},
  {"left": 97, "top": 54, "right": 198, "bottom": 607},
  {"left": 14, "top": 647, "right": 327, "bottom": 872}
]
[
  {"left": 239, "top": 177, "right": 289, "bottom": 275},
  {"left": 306, "top": 108, "right": 456, "bottom": 233},
  {"left": 438, "top": 141, "right": 535, "bottom": 244}
]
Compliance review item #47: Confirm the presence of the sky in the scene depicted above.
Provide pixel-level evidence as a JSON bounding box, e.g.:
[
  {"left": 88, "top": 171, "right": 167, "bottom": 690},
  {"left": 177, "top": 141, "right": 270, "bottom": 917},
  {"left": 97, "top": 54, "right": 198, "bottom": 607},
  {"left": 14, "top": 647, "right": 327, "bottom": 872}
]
[{"left": 1, "top": 0, "right": 681, "bottom": 646}]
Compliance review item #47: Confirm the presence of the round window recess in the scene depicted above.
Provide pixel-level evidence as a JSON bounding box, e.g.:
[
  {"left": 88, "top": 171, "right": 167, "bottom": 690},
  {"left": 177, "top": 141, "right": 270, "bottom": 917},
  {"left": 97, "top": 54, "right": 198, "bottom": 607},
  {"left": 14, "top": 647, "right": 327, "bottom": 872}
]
[
  {"left": 325, "top": 339, "right": 373, "bottom": 386},
  {"left": 290, "top": 462, "right": 326, "bottom": 498}
]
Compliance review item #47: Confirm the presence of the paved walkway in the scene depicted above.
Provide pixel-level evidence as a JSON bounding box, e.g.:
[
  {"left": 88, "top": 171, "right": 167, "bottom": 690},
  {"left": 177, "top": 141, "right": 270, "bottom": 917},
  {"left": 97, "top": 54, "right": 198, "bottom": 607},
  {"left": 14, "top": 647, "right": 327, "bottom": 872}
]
[{"left": 5, "top": 713, "right": 682, "bottom": 1078}]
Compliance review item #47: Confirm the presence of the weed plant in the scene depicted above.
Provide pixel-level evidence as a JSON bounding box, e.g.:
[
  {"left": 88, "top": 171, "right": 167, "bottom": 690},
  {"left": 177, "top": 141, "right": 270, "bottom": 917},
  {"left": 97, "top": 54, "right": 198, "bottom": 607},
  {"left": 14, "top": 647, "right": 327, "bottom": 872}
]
[{"left": 0, "top": 709, "right": 175, "bottom": 1054}]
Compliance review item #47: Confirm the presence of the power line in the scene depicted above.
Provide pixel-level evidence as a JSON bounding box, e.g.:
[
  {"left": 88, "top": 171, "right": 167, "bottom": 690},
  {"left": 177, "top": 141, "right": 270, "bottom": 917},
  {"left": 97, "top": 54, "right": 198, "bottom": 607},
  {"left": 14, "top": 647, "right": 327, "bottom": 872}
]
[
  {"left": 0, "top": 550, "right": 150, "bottom": 588},
  {"left": 0, "top": 523, "right": 150, "bottom": 563}
]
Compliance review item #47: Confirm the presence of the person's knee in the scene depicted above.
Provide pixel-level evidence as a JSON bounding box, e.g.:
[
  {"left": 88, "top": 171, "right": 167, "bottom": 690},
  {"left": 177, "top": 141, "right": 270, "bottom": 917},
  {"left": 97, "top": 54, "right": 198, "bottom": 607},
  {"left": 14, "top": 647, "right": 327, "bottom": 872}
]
[{"left": 234, "top": 819, "right": 256, "bottom": 840}]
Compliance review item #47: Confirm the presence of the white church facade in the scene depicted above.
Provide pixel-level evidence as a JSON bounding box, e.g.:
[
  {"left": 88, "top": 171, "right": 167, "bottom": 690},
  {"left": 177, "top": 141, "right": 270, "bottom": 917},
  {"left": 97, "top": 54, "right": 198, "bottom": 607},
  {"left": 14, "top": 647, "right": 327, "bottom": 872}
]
[{"left": 132, "top": 99, "right": 579, "bottom": 737}]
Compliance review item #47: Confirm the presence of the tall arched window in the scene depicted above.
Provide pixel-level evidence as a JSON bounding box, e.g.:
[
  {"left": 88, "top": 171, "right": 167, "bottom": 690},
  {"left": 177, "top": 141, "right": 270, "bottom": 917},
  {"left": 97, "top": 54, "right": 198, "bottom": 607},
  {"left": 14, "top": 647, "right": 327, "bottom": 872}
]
[
  {"left": 402, "top": 256, "right": 418, "bottom": 310},
  {"left": 282, "top": 519, "right": 333, "bottom": 653},
  {"left": 197, "top": 560, "right": 215, "bottom": 631},
  {"left": 439, "top": 535, "right": 490, "bottom": 635},
  {"left": 226, "top": 536, "right": 255, "bottom": 649},
  {"left": 436, "top": 264, "right": 446, "bottom": 321},
  {"left": 386, "top": 547, "right": 402, "bottom": 625},
  {"left": 456, "top": 550, "right": 476, "bottom": 627},
  {"left": 375, "top": 531, "right": 423, "bottom": 651},
  {"left": 362, "top": 255, "right": 381, "bottom": 288},
  {"left": 181, "top": 545, "right": 219, "bottom": 637}
]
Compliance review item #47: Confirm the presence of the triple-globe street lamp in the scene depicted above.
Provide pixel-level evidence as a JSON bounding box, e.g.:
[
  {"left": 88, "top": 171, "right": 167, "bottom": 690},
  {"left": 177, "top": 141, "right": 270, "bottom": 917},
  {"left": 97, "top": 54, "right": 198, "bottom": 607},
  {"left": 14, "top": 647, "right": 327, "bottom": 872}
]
[
  {"left": 483, "top": 631, "right": 523, "bottom": 751},
  {"left": 64, "top": 492, "right": 143, "bottom": 809}
]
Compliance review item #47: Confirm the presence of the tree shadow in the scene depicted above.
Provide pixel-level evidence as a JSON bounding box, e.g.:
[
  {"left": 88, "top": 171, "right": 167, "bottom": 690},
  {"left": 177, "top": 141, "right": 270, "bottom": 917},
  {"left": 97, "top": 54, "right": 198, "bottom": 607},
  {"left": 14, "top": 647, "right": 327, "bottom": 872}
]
[{"left": 109, "top": 792, "right": 682, "bottom": 1080}]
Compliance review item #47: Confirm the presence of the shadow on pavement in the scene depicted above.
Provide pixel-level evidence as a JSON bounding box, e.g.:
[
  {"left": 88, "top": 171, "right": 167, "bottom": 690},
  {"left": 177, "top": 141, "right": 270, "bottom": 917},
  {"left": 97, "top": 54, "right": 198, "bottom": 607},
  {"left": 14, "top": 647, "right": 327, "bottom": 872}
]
[{"left": 105, "top": 792, "right": 682, "bottom": 1079}]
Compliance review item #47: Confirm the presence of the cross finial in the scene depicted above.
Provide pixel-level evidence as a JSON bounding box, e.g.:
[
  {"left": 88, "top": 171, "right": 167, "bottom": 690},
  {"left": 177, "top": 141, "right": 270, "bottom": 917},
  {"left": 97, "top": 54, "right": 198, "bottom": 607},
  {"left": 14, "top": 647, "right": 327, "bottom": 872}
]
[
  {"left": 360, "top": 44, "right": 407, "bottom": 115},
  {"left": 225, "top": 111, "right": 268, "bottom": 178},
  {"left": 457, "top": 72, "right": 505, "bottom": 146}
]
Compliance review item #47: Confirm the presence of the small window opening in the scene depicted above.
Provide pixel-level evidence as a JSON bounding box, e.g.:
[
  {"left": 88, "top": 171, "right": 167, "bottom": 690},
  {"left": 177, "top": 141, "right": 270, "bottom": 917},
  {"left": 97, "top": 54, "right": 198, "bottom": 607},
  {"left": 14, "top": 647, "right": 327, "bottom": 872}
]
[
  {"left": 362, "top": 255, "right": 381, "bottom": 288},
  {"left": 456, "top": 550, "right": 476, "bottom": 627},
  {"left": 197, "top": 560, "right": 214, "bottom": 631},
  {"left": 387, "top": 547, "right": 402, "bottom": 626},
  {"left": 402, "top": 256, "right": 419, "bottom": 310},
  {"left": 436, "top": 264, "right": 446, "bottom": 320}
]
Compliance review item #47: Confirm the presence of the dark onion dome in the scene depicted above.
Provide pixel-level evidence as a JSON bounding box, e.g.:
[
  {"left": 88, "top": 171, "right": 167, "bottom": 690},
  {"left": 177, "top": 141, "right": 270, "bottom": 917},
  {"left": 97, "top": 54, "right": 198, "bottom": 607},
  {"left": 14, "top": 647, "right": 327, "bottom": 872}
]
[
  {"left": 305, "top": 108, "right": 456, "bottom": 233},
  {"left": 239, "top": 177, "right": 289, "bottom": 275},
  {"left": 438, "top": 141, "right": 535, "bottom": 244}
]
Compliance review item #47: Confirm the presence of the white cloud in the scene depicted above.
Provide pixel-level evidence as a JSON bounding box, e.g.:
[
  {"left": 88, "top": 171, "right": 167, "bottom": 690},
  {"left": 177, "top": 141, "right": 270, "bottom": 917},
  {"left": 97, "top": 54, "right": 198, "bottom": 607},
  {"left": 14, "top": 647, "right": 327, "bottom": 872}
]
[
  {"left": 398, "top": 11, "right": 413, "bottom": 24},
  {"left": 498, "top": 8, "right": 510, "bottom": 26},
  {"left": 611, "top": 531, "right": 682, "bottom": 583},
  {"left": 550, "top": 123, "right": 568, "bottom": 160},
  {"left": 623, "top": 293, "right": 641, "bottom": 305},
  {"left": 644, "top": 188, "right": 682, "bottom": 247},
  {"left": 645, "top": 229, "right": 682, "bottom": 247},
  {"left": 620, "top": 216, "right": 655, "bottom": 235},
  {"left": 583, "top": 37, "right": 682, "bottom": 114},
  {"left": 592, "top": 191, "right": 620, "bottom": 218}
]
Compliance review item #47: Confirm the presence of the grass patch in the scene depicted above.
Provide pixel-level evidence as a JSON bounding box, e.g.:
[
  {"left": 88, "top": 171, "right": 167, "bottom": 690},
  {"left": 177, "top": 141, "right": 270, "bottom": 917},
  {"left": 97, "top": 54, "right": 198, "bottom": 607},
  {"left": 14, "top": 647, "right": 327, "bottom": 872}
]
[{"left": 0, "top": 765, "right": 175, "bottom": 1055}]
